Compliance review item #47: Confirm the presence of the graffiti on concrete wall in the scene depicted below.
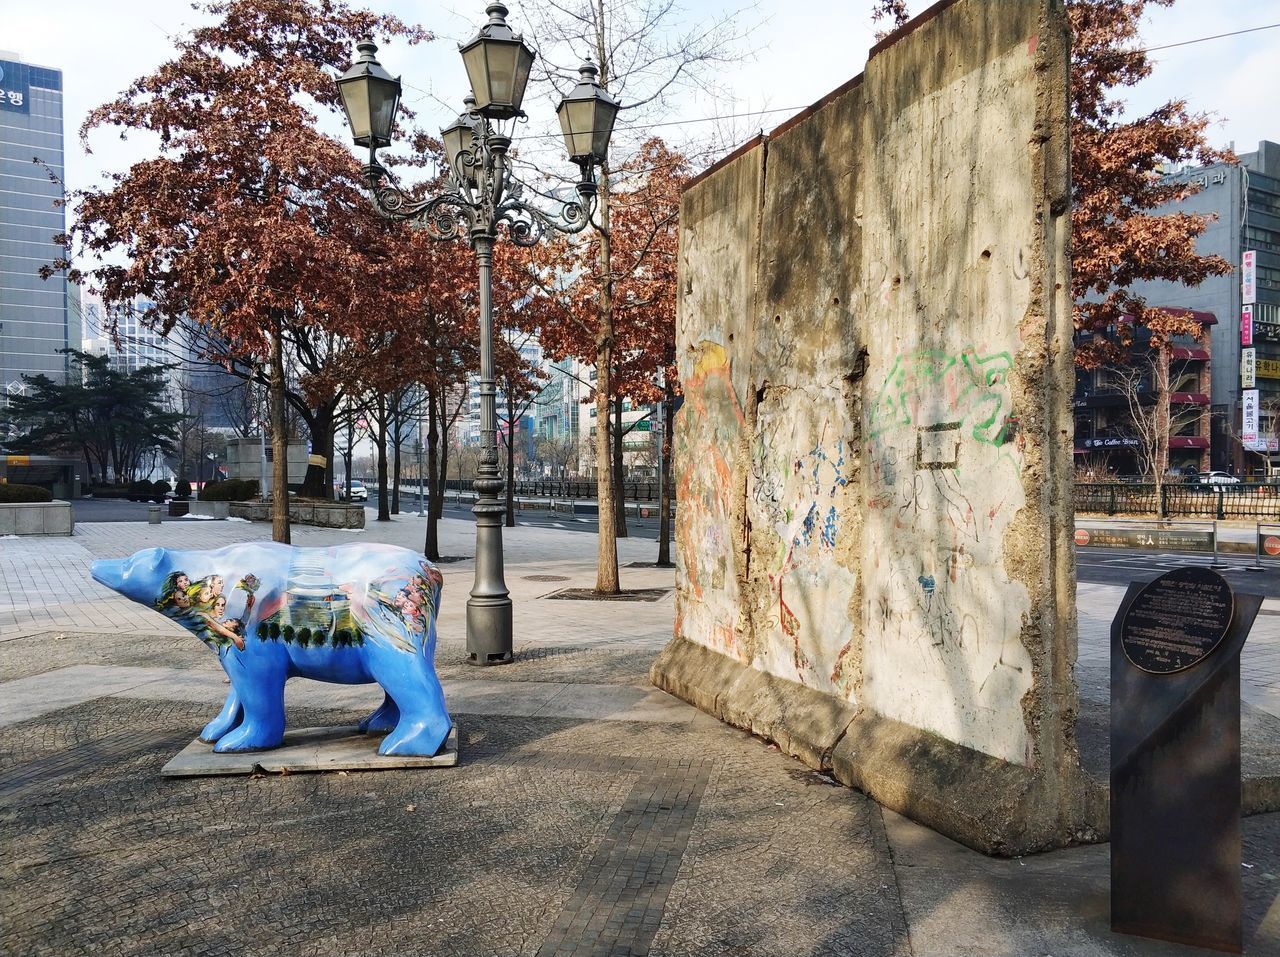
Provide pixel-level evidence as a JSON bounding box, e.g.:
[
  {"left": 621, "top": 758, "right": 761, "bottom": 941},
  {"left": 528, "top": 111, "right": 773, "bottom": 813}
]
[
  {"left": 675, "top": 341, "right": 746, "bottom": 659},
  {"left": 868, "top": 346, "right": 1017, "bottom": 467},
  {"left": 748, "top": 404, "right": 857, "bottom": 693},
  {"left": 860, "top": 339, "right": 1034, "bottom": 764}
]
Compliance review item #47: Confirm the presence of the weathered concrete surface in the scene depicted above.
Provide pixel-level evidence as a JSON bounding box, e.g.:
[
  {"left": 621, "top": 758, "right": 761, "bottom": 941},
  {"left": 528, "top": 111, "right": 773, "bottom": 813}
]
[{"left": 654, "top": 0, "right": 1083, "bottom": 855}]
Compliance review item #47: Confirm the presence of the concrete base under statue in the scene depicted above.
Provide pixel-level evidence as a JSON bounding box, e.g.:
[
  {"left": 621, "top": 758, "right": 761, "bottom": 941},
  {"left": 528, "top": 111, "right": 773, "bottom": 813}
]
[{"left": 162, "top": 723, "right": 459, "bottom": 777}]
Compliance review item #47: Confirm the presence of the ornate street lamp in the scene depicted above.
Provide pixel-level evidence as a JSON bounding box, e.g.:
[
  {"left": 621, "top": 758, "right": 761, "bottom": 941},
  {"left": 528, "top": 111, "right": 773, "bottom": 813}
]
[{"left": 339, "top": 11, "right": 618, "bottom": 666}]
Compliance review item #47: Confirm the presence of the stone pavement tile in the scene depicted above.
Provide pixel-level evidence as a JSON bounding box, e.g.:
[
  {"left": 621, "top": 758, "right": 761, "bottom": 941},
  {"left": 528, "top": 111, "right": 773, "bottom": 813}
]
[
  {"left": 1, "top": 517, "right": 676, "bottom": 644},
  {"left": 0, "top": 698, "right": 906, "bottom": 957},
  {"left": 0, "top": 662, "right": 699, "bottom": 730},
  {"left": 0, "top": 664, "right": 187, "bottom": 727},
  {"left": 883, "top": 808, "right": 1279, "bottom": 957}
]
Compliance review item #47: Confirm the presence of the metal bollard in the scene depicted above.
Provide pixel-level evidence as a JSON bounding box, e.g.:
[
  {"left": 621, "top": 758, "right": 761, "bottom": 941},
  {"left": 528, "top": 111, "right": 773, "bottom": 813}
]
[
  {"left": 1246, "top": 521, "right": 1265, "bottom": 572},
  {"left": 148, "top": 505, "right": 162, "bottom": 525},
  {"left": 1209, "top": 519, "right": 1228, "bottom": 569}
]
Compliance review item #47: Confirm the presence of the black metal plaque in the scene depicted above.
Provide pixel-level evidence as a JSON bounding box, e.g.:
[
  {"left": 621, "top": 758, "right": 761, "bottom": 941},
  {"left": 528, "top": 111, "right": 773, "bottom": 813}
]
[
  {"left": 1120, "top": 567, "right": 1234, "bottom": 674},
  {"left": 1111, "top": 570, "right": 1263, "bottom": 954}
]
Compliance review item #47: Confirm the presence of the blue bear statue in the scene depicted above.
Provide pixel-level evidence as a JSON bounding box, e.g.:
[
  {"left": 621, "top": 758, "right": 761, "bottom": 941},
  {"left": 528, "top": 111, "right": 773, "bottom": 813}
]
[{"left": 91, "top": 542, "right": 452, "bottom": 756}]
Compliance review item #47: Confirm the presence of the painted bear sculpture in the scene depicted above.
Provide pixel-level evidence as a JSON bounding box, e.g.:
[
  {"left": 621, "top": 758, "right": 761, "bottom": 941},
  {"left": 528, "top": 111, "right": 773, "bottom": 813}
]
[{"left": 91, "top": 542, "right": 452, "bottom": 756}]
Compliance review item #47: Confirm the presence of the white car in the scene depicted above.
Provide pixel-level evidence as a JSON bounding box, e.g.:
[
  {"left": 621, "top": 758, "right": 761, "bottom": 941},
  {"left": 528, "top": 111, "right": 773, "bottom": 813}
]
[
  {"left": 1199, "top": 471, "right": 1240, "bottom": 485},
  {"left": 341, "top": 479, "right": 369, "bottom": 502}
]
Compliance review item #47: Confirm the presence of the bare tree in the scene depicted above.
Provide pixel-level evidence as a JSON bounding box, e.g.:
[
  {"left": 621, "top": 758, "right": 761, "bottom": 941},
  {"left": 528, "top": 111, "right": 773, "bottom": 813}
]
[
  {"left": 521, "top": 0, "right": 751, "bottom": 594},
  {"left": 1115, "top": 351, "right": 1205, "bottom": 518},
  {"left": 535, "top": 434, "right": 578, "bottom": 478}
]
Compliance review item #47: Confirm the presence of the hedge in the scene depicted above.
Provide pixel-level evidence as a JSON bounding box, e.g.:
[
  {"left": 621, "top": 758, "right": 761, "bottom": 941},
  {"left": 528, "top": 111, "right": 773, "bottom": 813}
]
[
  {"left": 0, "top": 483, "right": 54, "bottom": 504},
  {"left": 198, "top": 478, "right": 260, "bottom": 502}
]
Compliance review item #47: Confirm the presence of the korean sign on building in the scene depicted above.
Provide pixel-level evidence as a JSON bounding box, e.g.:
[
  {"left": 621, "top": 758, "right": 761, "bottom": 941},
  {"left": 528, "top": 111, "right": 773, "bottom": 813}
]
[
  {"left": 1242, "top": 250, "right": 1257, "bottom": 306},
  {"left": 0, "top": 61, "right": 31, "bottom": 114},
  {"left": 1242, "top": 348, "right": 1256, "bottom": 388},
  {"left": 1243, "top": 305, "right": 1253, "bottom": 346},
  {"left": 1242, "top": 389, "right": 1260, "bottom": 445},
  {"left": 0, "top": 60, "right": 30, "bottom": 114}
]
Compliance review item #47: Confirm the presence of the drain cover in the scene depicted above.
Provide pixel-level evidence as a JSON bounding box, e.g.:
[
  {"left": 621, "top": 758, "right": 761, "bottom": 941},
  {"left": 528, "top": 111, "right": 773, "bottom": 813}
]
[{"left": 523, "top": 574, "right": 571, "bottom": 582}]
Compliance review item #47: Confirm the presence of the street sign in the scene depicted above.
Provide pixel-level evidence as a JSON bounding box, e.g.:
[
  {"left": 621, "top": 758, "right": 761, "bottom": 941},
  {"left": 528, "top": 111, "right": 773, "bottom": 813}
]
[{"left": 1242, "top": 389, "right": 1260, "bottom": 445}]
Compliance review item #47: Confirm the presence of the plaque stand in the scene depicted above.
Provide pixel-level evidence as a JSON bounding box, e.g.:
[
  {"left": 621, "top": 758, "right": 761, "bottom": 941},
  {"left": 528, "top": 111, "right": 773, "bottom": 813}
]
[{"left": 1110, "top": 580, "right": 1262, "bottom": 954}]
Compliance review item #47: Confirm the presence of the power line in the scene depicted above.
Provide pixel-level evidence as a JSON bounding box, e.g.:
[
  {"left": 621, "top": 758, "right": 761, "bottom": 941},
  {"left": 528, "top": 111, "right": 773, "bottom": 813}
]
[
  {"left": 403, "top": 22, "right": 1280, "bottom": 142},
  {"left": 1140, "top": 21, "right": 1280, "bottom": 54}
]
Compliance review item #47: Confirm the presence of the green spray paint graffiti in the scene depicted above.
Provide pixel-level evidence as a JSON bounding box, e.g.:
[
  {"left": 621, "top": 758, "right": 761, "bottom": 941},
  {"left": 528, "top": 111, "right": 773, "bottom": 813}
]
[{"left": 868, "top": 346, "right": 1016, "bottom": 448}]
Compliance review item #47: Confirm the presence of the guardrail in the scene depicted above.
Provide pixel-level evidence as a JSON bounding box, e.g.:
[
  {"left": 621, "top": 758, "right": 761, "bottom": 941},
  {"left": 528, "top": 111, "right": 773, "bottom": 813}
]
[{"left": 1075, "top": 482, "right": 1280, "bottom": 520}]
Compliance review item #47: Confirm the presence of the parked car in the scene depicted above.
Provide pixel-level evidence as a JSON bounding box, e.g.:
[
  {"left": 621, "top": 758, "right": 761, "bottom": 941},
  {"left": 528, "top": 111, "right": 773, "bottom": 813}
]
[
  {"left": 339, "top": 479, "right": 369, "bottom": 502},
  {"left": 1199, "top": 471, "right": 1240, "bottom": 485}
]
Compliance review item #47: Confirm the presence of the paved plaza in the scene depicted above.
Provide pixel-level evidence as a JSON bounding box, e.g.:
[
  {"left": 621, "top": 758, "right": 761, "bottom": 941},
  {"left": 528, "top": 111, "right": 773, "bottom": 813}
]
[{"left": 1, "top": 514, "right": 1279, "bottom": 956}]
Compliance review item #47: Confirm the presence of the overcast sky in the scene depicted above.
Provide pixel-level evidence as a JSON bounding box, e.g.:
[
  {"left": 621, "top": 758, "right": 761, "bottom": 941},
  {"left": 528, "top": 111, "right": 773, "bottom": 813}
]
[{"left": 5, "top": 0, "right": 1279, "bottom": 198}]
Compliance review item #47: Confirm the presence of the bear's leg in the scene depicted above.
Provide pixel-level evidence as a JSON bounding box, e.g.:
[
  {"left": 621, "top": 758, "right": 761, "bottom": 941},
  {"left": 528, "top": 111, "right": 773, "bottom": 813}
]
[
  {"left": 200, "top": 688, "right": 243, "bottom": 743},
  {"left": 213, "top": 656, "right": 288, "bottom": 753},
  {"left": 358, "top": 694, "right": 400, "bottom": 735},
  {"left": 368, "top": 652, "right": 451, "bottom": 757}
]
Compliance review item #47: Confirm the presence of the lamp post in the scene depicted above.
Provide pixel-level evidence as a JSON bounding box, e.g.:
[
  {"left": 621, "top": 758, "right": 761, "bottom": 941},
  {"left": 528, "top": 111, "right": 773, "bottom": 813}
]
[{"left": 338, "top": 4, "right": 618, "bottom": 666}]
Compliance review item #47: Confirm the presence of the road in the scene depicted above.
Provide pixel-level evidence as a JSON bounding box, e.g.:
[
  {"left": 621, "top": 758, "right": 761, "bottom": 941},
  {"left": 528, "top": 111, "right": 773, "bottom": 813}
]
[{"left": 1076, "top": 546, "right": 1280, "bottom": 598}]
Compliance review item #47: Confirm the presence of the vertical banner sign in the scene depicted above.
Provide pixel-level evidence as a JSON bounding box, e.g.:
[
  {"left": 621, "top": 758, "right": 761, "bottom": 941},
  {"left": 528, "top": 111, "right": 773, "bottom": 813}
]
[
  {"left": 1241, "top": 348, "right": 1257, "bottom": 388},
  {"left": 1242, "top": 389, "right": 1260, "bottom": 446},
  {"left": 1241, "top": 305, "right": 1253, "bottom": 346},
  {"left": 1242, "top": 250, "right": 1257, "bottom": 306}
]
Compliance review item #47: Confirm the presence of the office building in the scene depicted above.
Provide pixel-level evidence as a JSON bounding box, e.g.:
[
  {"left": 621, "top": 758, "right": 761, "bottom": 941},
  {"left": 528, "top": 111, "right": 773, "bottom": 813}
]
[
  {"left": 0, "top": 53, "right": 75, "bottom": 402},
  {"left": 1120, "top": 140, "right": 1280, "bottom": 470}
]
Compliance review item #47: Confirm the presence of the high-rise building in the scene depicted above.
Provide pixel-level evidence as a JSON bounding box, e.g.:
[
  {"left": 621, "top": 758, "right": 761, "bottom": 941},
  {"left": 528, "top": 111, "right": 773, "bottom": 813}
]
[
  {"left": 0, "top": 53, "right": 75, "bottom": 402},
  {"left": 1120, "top": 140, "right": 1280, "bottom": 470}
]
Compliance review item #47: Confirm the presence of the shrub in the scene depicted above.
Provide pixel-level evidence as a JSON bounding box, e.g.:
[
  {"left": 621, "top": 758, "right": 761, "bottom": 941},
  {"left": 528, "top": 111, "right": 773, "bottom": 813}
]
[
  {"left": 0, "top": 483, "right": 53, "bottom": 504},
  {"left": 89, "top": 485, "right": 131, "bottom": 499},
  {"left": 175, "top": 479, "right": 192, "bottom": 499},
  {"left": 199, "top": 478, "right": 260, "bottom": 501},
  {"left": 151, "top": 480, "right": 171, "bottom": 502},
  {"left": 128, "top": 480, "right": 154, "bottom": 502}
]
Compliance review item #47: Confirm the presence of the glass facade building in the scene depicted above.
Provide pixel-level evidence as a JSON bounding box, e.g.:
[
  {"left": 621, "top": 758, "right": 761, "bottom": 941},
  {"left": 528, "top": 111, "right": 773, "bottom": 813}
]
[{"left": 0, "top": 55, "right": 74, "bottom": 402}]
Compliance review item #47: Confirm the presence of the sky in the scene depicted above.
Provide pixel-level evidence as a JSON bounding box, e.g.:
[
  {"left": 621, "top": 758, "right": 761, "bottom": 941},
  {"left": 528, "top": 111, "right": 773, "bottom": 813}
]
[{"left": 4, "top": 0, "right": 1280, "bottom": 201}]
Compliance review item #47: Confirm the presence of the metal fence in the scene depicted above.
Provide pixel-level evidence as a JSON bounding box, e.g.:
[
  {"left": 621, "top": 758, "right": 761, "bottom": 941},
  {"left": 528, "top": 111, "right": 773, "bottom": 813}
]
[
  {"left": 440, "top": 478, "right": 664, "bottom": 502},
  {"left": 1075, "top": 482, "right": 1280, "bottom": 520}
]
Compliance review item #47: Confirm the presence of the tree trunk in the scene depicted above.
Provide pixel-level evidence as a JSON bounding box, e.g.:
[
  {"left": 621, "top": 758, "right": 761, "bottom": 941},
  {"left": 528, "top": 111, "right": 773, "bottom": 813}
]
[
  {"left": 613, "top": 393, "right": 628, "bottom": 538},
  {"left": 505, "top": 388, "right": 517, "bottom": 528},
  {"left": 375, "top": 395, "right": 390, "bottom": 522},
  {"left": 298, "top": 401, "right": 336, "bottom": 499},
  {"left": 594, "top": 166, "right": 619, "bottom": 594},
  {"left": 425, "top": 387, "right": 442, "bottom": 561},
  {"left": 657, "top": 378, "right": 674, "bottom": 567},
  {"left": 1155, "top": 349, "right": 1171, "bottom": 520},
  {"left": 391, "top": 399, "right": 402, "bottom": 516},
  {"left": 269, "top": 317, "right": 291, "bottom": 544}
]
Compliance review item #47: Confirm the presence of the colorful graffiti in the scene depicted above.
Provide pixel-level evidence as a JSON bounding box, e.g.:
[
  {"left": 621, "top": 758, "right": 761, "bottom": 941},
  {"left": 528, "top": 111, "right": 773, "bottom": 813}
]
[
  {"left": 749, "top": 413, "right": 857, "bottom": 690},
  {"left": 91, "top": 543, "right": 451, "bottom": 756},
  {"left": 675, "top": 341, "right": 747, "bottom": 657}
]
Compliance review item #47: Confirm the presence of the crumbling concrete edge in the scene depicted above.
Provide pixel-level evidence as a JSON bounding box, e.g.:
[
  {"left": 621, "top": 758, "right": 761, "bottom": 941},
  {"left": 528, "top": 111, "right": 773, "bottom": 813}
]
[{"left": 651, "top": 635, "right": 1108, "bottom": 857}]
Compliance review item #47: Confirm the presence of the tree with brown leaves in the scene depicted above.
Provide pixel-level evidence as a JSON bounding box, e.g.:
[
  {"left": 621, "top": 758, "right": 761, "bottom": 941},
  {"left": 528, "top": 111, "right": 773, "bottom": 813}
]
[{"left": 51, "top": 0, "right": 428, "bottom": 542}]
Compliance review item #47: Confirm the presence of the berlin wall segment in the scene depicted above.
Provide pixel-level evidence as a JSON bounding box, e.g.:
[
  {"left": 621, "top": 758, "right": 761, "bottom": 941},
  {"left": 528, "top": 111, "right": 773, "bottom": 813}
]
[{"left": 650, "top": 0, "right": 1096, "bottom": 856}]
